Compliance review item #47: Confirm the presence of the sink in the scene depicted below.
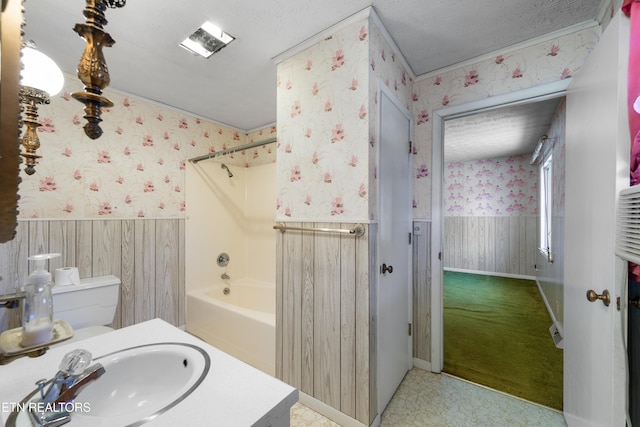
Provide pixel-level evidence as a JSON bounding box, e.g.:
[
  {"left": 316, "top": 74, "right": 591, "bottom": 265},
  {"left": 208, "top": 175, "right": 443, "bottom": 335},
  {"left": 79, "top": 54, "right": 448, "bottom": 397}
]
[{"left": 8, "top": 342, "right": 211, "bottom": 427}]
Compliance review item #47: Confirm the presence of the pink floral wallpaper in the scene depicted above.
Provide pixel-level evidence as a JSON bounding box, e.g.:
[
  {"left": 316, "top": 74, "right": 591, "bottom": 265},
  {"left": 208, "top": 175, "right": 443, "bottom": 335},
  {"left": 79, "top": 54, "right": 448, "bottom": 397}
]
[
  {"left": 17, "top": 76, "right": 274, "bottom": 219},
  {"left": 276, "top": 19, "right": 370, "bottom": 221},
  {"left": 444, "top": 155, "right": 538, "bottom": 217},
  {"left": 22, "top": 17, "right": 594, "bottom": 223},
  {"left": 276, "top": 16, "right": 412, "bottom": 221},
  {"left": 412, "top": 27, "right": 599, "bottom": 219},
  {"left": 367, "top": 20, "right": 414, "bottom": 220}
]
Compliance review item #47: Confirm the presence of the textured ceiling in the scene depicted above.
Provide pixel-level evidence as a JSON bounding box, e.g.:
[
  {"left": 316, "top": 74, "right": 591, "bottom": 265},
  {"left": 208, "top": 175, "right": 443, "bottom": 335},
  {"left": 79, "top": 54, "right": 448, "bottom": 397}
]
[
  {"left": 444, "top": 97, "right": 562, "bottom": 163},
  {"left": 23, "top": 0, "right": 606, "bottom": 132}
]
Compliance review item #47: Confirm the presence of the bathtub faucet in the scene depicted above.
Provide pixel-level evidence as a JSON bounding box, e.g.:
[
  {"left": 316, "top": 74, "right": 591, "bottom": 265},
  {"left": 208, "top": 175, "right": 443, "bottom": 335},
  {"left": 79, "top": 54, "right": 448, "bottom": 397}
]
[{"left": 221, "top": 272, "right": 230, "bottom": 280}]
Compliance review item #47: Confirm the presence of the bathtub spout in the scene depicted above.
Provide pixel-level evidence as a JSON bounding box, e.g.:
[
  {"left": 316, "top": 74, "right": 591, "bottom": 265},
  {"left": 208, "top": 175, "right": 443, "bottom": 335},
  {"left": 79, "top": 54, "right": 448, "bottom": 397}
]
[{"left": 221, "top": 272, "right": 230, "bottom": 280}]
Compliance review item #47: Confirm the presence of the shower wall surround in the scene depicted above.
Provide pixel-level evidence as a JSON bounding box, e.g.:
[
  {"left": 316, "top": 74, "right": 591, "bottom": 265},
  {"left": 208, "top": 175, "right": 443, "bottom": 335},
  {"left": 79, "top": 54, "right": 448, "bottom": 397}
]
[{"left": 0, "top": 74, "right": 275, "bottom": 331}]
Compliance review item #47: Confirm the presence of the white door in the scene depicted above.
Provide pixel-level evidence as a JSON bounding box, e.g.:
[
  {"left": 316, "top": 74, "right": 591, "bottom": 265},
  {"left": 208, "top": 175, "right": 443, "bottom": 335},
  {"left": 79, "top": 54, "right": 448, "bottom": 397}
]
[
  {"left": 563, "top": 12, "right": 628, "bottom": 426},
  {"left": 377, "top": 86, "right": 413, "bottom": 413}
]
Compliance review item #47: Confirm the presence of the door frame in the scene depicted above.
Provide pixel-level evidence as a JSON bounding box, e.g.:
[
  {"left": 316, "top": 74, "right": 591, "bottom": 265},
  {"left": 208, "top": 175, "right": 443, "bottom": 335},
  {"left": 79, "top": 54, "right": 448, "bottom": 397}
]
[
  {"left": 430, "top": 79, "right": 571, "bottom": 372},
  {"left": 376, "top": 82, "right": 414, "bottom": 411}
]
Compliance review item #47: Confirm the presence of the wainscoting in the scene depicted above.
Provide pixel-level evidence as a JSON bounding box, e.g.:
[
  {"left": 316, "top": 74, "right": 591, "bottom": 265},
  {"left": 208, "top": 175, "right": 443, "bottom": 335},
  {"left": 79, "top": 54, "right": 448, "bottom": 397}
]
[
  {"left": 412, "top": 221, "right": 431, "bottom": 363},
  {"left": 275, "top": 222, "right": 376, "bottom": 426},
  {"left": 444, "top": 216, "right": 537, "bottom": 277},
  {"left": 0, "top": 219, "right": 185, "bottom": 332}
]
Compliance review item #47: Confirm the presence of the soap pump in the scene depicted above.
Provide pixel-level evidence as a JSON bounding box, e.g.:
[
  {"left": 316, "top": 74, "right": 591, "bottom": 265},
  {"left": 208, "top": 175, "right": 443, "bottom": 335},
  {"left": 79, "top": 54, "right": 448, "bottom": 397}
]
[{"left": 21, "top": 253, "right": 59, "bottom": 347}]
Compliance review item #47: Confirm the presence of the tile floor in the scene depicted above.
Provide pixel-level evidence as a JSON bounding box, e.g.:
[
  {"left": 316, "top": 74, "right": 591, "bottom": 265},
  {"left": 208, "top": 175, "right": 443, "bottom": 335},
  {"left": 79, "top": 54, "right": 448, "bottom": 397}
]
[{"left": 290, "top": 368, "right": 566, "bottom": 427}]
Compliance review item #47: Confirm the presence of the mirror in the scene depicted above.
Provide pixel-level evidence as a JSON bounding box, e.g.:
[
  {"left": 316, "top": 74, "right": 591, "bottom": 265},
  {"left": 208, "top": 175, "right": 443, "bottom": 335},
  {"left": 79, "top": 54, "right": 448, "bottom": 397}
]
[{"left": 0, "top": 0, "right": 23, "bottom": 243}]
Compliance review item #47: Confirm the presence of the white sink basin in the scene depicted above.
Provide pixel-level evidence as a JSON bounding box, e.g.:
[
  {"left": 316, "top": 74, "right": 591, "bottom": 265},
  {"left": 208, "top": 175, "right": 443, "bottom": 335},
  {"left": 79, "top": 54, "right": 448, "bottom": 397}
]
[{"left": 9, "top": 342, "right": 210, "bottom": 427}]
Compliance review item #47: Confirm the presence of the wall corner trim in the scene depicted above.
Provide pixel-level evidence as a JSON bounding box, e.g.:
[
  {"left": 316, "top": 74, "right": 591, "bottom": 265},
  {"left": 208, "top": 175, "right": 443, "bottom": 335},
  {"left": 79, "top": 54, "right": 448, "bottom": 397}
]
[
  {"left": 369, "top": 8, "right": 416, "bottom": 81},
  {"left": 272, "top": 7, "right": 372, "bottom": 64},
  {"left": 416, "top": 20, "right": 600, "bottom": 82}
]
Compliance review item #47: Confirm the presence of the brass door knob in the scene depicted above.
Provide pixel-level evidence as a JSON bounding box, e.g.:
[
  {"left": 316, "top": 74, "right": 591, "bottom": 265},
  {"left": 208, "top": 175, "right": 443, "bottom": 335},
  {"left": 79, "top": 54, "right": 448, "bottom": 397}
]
[
  {"left": 586, "top": 289, "right": 610, "bottom": 307},
  {"left": 381, "top": 263, "right": 393, "bottom": 274},
  {"left": 630, "top": 296, "right": 640, "bottom": 310}
]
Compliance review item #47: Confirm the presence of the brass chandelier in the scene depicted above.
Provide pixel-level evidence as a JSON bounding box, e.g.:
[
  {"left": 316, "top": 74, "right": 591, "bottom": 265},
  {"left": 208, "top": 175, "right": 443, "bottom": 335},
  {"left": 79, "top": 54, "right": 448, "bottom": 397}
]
[{"left": 71, "top": 0, "right": 126, "bottom": 139}]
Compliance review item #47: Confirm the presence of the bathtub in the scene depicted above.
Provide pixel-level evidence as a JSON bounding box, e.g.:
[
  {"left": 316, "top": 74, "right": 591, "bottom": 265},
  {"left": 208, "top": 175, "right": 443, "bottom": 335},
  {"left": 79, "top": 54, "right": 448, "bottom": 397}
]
[{"left": 186, "top": 280, "right": 275, "bottom": 376}]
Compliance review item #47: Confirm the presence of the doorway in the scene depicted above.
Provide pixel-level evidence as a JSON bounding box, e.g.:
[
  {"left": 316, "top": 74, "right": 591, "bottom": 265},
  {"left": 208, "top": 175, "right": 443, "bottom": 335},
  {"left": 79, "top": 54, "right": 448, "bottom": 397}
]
[{"left": 430, "top": 81, "right": 568, "bottom": 407}]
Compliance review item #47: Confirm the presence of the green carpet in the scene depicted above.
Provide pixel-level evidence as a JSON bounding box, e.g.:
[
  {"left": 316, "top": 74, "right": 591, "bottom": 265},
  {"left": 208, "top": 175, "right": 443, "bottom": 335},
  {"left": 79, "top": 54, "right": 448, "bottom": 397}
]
[{"left": 443, "top": 271, "right": 563, "bottom": 410}]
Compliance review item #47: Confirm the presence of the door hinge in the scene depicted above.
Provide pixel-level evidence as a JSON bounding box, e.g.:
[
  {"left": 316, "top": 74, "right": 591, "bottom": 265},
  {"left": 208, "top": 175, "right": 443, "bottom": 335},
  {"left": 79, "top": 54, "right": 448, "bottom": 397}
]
[
  {"left": 408, "top": 232, "right": 412, "bottom": 245},
  {"left": 438, "top": 252, "right": 442, "bottom": 261},
  {"left": 408, "top": 140, "right": 412, "bottom": 154},
  {"left": 408, "top": 323, "right": 412, "bottom": 336}
]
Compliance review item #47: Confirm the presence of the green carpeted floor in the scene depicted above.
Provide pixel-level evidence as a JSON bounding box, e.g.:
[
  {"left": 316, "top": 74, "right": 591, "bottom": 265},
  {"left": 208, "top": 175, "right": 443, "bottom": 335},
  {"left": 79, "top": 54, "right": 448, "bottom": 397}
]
[{"left": 443, "top": 271, "right": 563, "bottom": 410}]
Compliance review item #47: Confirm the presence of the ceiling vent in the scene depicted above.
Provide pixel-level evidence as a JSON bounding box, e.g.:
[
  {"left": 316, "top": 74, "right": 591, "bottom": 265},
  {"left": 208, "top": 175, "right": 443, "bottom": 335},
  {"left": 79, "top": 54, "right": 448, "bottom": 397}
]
[{"left": 180, "top": 21, "right": 234, "bottom": 59}]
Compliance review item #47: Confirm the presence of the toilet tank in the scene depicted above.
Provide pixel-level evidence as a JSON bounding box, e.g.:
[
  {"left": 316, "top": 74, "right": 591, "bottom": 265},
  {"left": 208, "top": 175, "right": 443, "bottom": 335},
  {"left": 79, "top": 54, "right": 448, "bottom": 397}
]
[{"left": 51, "top": 275, "right": 120, "bottom": 330}]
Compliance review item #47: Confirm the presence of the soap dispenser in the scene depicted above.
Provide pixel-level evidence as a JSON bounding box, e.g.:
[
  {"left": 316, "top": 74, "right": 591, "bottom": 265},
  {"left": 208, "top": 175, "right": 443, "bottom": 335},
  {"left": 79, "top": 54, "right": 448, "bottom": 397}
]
[{"left": 21, "top": 253, "right": 59, "bottom": 347}]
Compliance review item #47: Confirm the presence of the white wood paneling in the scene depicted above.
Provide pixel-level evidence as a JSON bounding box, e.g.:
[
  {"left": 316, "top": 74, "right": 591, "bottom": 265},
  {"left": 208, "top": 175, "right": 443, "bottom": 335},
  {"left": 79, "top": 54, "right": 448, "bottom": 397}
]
[
  {"left": 0, "top": 219, "right": 185, "bottom": 332},
  {"left": 412, "top": 221, "right": 431, "bottom": 362},
  {"left": 444, "top": 216, "right": 537, "bottom": 276},
  {"left": 275, "top": 222, "right": 372, "bottom": 425}
]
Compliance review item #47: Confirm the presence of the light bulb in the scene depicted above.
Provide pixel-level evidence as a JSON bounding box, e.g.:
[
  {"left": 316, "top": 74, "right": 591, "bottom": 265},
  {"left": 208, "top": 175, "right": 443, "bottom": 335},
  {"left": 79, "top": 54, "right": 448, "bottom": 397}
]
[{"left": 21, "top": 47, "right": 64, "bottom": 96}]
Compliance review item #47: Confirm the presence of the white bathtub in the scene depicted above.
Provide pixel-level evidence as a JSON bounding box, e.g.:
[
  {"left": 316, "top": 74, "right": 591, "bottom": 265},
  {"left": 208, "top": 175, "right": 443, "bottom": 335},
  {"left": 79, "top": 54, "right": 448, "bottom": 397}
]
[{"left": 186, "top": 280, "right": 275, "bottom": 376}]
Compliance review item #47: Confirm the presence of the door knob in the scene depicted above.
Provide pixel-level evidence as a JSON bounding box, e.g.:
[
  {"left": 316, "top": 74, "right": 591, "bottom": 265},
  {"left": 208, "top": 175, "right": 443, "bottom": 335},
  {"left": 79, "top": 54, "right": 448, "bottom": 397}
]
[
  {"left": 631, "top": 296, "right": 640, "bottom": 310},
  {"left": 381, "top": 263, "right": 393, "bottom": 274},
  {"left": 586, "top": 289, "right": 610, "bottom": 307}
]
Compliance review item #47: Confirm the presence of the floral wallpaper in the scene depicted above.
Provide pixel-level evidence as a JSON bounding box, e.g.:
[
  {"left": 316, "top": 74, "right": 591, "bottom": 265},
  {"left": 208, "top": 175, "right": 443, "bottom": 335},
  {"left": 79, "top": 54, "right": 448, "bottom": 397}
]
[
  {"left": 22, "top": 16, "right": 597, "bottom": 223},
  {"left": 412, "top": 26, "right": 600, "bottom": 219},
  {"left": 443, "top": 155, "right": 538, "bottom": 217},
  {"left": 276, "top": 19, "right": 370, "bottom": 221},
  {"left": 367, "top": 19, "right": 414, "bottom": 220},
  {"left": 276, "top": 15, "right": 412, "bottom": 221},
  {"left": 17, "top": 76, "right": 274, "bottom": 219}
]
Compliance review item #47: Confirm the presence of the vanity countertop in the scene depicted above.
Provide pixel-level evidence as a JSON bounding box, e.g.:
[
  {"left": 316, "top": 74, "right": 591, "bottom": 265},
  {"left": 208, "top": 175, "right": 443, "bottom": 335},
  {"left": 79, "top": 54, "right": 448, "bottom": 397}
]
[{"left": 0, "top": 319, "right": 298, "bottom": 426}]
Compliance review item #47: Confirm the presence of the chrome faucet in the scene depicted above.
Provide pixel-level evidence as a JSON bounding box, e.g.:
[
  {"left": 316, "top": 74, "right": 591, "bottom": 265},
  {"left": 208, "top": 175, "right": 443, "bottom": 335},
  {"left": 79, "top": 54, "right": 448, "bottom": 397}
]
[
  {"left": 29, "top": 349, "right": 105, "bottom": 427},
  {"left": 221, "top": 272, "right": 230, "bottom": 280}
]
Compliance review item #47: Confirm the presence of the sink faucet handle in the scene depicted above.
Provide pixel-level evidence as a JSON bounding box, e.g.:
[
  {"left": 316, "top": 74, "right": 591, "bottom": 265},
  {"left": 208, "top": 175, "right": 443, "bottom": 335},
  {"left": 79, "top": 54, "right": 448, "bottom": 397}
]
[
  {"left": 59, "top": 349, "right": 92, "bottom": 375},
  {"left": 35, "top": 378, "right": 47, "bottom": 400}
]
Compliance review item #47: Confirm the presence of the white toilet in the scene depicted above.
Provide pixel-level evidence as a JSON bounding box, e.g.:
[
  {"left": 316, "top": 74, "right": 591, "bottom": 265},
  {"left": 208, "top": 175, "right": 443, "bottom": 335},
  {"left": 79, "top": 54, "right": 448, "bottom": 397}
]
[{"left": 51, "top": 275, "right": 121, "bottom": 343}]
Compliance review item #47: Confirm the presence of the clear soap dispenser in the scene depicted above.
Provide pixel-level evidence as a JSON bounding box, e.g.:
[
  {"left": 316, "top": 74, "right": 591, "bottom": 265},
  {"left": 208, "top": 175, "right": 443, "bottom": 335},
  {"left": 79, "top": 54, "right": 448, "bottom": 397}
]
[{"left": 21, "top": 253, "right": 59, "bottom": 347}]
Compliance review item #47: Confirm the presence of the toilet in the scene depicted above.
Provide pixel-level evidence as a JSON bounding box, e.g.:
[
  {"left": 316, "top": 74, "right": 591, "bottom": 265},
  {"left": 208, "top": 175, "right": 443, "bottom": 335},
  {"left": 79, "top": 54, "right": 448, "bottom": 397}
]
[{"left": 51, "top": 275, "right": 121, "bottom": 343}]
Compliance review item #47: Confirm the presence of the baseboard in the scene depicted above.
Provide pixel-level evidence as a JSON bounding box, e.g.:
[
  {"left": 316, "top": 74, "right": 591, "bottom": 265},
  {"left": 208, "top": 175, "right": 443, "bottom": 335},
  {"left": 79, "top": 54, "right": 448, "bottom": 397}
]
[
  {"left": 444, "top": 267, "right": 535, "bottom": 281},
  {"left": 298, "top": 391, "right": 372, "bottom": 427},
  {"left": 535, "top": 279, "right": 564, "bottom": 347},
  {"left": 413, "top": 357, "right": 432, "bottom": 372}
]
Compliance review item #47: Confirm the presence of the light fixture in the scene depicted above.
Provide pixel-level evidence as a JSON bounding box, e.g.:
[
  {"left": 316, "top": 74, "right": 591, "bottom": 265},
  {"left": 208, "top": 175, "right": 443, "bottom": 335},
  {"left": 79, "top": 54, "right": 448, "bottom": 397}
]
[
  {"left": 72, "top": 0, "right": 126, "bottom": 140},
  {"left": 180, "top": 21, "right": 235, "bottom": 58},
  {"left": 19, "top": 42, "right": 64, "bottom": 175}
]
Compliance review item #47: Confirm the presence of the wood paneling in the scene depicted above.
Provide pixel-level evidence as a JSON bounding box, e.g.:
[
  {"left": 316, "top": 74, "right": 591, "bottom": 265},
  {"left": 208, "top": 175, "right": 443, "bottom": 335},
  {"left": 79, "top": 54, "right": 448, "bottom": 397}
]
[
  {"left": 412, "top": 221, "right": 431, "bottom": 362},
  {"left": 275, "top": 222, "right": 373, "bottom": 425},
  {"left": 155, "top": 220, "right": 180, "bottom": 325},
  {"left": 365, "top": 223, "right": 377, "bottom": 424},
  {"left": 444, "top": 216, "right": 537, "bottom": 276},
  {"left": 314, "top": 222, "right": 341, "bottom": 408},
  {"left": 0, "top": 219, "right": 185, "bottom": 332}
]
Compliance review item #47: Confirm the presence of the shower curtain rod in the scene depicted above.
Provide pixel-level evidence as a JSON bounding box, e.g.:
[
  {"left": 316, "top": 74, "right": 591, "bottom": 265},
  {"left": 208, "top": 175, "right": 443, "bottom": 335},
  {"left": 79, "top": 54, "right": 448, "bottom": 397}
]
[{"left": 188, "top": 137, "right": 277, "bottom": 164}]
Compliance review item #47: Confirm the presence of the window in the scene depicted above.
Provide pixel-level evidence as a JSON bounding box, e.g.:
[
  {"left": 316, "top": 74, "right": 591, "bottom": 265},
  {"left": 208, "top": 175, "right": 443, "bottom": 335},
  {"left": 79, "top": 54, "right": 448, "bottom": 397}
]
[{"left": 540, "top": 154, "right": 553, "bottom": 262}]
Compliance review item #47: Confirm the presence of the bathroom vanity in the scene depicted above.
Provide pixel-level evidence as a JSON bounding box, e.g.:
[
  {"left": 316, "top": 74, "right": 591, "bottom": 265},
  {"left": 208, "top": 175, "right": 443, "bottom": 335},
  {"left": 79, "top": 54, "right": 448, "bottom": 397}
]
[{"left": 0, "top": 319, "right": 297, "bottom": 426}]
